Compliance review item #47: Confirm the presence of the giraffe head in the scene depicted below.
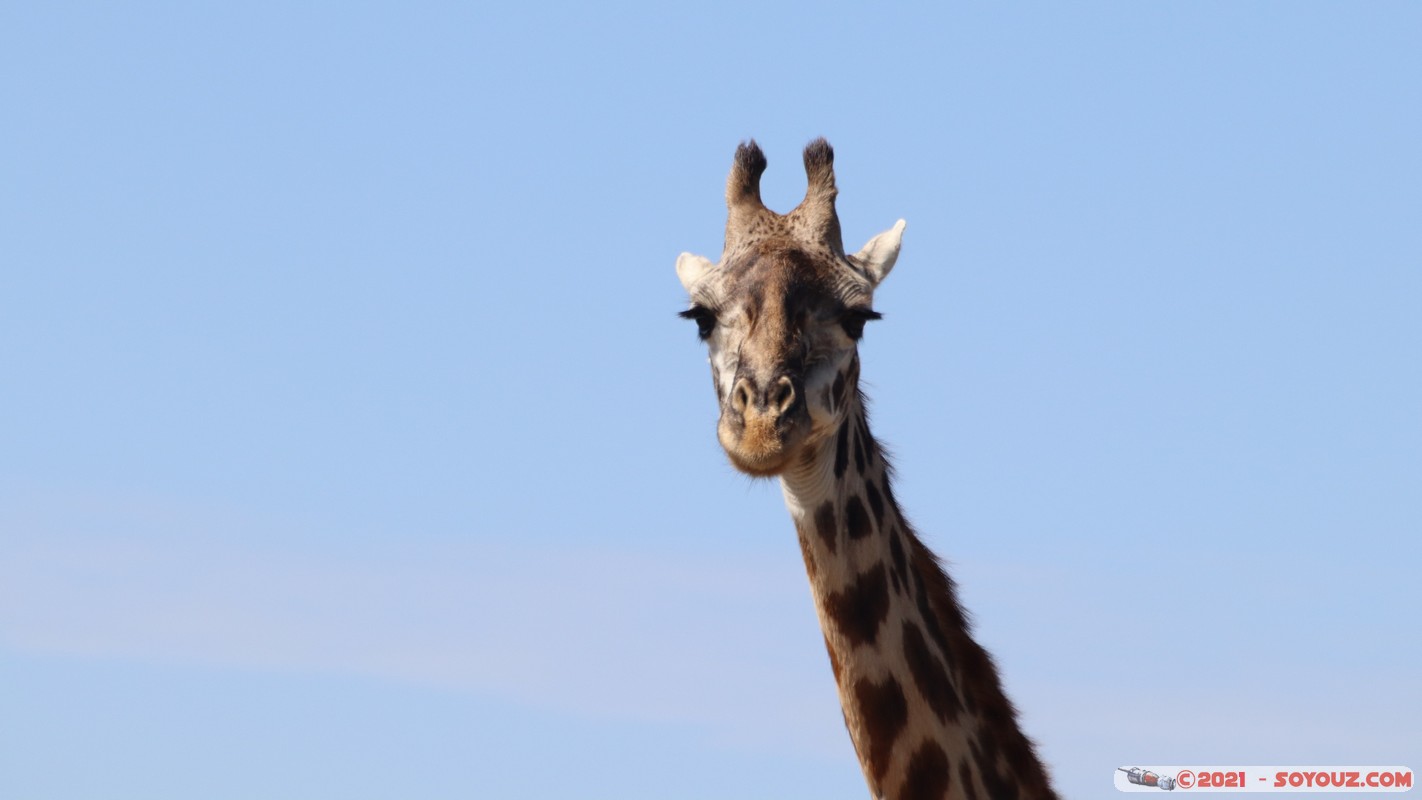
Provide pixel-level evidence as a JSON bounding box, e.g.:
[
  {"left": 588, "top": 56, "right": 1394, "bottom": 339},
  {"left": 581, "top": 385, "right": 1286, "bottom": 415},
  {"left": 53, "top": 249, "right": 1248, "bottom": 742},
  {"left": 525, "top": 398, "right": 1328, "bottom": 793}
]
[{"left": 677, "top": 139, "right": 905, "bottom": 476}]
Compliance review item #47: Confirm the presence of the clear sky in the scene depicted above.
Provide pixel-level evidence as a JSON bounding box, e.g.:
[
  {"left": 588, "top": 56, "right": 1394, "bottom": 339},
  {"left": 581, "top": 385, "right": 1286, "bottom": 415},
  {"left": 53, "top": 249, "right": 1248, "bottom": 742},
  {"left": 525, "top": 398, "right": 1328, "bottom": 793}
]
[{"left": 2, "top": 2, "right": 1418, "bottom": 798}]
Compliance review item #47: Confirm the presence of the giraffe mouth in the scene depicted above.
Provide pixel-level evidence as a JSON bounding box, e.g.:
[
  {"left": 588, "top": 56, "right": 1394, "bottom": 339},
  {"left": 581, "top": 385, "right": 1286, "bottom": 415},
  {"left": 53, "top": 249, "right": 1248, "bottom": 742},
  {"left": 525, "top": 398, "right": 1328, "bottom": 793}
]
[{"left": 717, "top": 408, "right": 808, "bottom": 477}]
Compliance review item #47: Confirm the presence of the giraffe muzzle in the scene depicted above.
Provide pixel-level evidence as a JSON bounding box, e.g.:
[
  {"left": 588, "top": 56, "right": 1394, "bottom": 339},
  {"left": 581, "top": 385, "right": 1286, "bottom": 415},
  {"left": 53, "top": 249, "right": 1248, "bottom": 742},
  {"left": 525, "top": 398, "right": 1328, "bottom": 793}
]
[{"left": 718, "top": 373, "right": 808, "bottom": 476}]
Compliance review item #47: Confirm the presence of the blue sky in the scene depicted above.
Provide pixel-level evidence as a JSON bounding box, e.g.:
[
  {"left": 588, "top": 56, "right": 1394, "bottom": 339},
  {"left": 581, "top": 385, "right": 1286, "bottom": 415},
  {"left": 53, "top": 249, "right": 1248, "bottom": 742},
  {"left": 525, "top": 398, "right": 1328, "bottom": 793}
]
[{"left": 2, "top": 2, "right": 1418, "bottom": 798}]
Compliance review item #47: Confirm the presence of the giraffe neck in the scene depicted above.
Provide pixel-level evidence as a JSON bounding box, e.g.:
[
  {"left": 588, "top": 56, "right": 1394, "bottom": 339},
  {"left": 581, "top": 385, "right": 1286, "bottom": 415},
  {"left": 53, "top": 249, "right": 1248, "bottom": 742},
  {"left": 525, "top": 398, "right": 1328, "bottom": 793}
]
[{"left": 780, "top": 398, "right": 1058, "bottom": 800}]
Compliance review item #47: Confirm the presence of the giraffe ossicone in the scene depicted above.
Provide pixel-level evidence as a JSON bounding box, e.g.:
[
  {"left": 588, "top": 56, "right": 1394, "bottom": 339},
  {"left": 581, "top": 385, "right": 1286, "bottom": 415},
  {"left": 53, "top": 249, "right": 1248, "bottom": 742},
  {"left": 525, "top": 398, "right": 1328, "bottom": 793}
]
[{"left": 676, "top": 139, "right": 1059, "bottom": 800}]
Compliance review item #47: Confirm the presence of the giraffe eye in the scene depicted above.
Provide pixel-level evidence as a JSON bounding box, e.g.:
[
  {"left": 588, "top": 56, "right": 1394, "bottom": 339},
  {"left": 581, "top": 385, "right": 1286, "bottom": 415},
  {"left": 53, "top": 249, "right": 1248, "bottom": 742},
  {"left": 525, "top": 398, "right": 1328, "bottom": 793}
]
[
  {"left": 841, "top": 308, "right": 882, "bottom": 341},
  {"left": 679, "top": 305, "right": 718, "bottom": 340}
]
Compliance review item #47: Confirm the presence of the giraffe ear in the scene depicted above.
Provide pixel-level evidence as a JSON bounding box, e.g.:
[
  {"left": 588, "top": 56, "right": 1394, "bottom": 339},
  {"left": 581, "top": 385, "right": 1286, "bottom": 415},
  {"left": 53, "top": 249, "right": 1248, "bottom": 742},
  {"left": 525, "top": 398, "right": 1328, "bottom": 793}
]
[
  {"left": 676, "top": 252, "right": 715, "bottom": 292},
  {"left": 850, "top": 219, "right": 906, "bottom": 287}
]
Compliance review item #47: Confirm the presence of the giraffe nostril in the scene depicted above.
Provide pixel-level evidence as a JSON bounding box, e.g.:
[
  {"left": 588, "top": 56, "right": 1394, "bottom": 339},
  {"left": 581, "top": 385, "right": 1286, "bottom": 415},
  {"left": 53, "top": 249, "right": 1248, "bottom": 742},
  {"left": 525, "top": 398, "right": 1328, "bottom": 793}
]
[
  {"left": 771, "top": 376, "right": 795, "bottom": 415},
  {"left": 731, "top": 379, "right": 752, "bottom": 414}
]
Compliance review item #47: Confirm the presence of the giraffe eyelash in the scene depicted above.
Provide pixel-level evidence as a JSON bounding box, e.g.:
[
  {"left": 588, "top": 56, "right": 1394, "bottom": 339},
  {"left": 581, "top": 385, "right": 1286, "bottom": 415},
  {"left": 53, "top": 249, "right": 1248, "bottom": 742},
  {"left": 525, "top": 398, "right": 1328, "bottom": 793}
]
[
  {"left": 841, "top": 308, "right": 882, "bottom": 340},
  {"left": 679, "top": 304, "right": 718, "bottom": 340}
]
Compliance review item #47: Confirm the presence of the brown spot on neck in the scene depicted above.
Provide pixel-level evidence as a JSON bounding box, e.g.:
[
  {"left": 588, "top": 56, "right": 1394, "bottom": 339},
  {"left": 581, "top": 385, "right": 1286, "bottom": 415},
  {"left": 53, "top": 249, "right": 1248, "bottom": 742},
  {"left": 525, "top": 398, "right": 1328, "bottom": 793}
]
[
  {"left": 902, "top": 620, "right": 963, "bottom": 722},
  {"left": 813, "top": 501, "right": 838, "bottom": 554},
  {"left": 853, "top": 675, "right": 908, "bottom": 788},
  {"left": 900, "top": 740, "right": 951, "bottom": 800},
  {"left": 844, "top": 494, "right": 873, "bottom": 540},
  {"left": 824, "top": 564, "right": 890, "bottom": 647}
]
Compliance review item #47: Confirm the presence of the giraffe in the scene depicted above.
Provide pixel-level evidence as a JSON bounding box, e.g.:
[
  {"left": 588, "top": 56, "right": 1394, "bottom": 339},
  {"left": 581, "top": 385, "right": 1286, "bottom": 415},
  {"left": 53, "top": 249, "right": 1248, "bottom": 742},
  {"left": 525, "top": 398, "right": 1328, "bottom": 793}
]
[{"left": 675, "top": 139, "right": 1059, "bottom": 800}]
